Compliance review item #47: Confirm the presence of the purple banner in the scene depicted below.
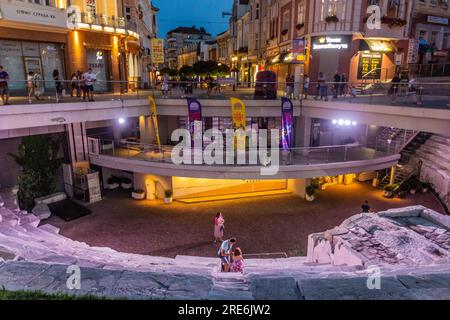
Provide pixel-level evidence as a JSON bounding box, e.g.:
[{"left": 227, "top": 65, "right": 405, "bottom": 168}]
[
  {"left": 186, "top": 98, "right": 203, "bottom": 145},
  {"left": 281, "top": 97, "right": 294, "bottom": 150}
]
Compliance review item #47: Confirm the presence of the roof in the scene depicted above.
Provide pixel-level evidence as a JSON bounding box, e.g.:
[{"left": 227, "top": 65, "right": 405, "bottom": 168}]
[{"left": 167, "top": 26, "right": 211, "bottom": 36}]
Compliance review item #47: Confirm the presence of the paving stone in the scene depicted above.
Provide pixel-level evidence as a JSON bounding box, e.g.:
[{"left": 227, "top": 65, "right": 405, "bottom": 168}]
[
  {"left": 297, "top": 276, "right": 416, "bottom": 300},
  {"left": 249, "top": 276, "right": 301, "bottom": 300}
]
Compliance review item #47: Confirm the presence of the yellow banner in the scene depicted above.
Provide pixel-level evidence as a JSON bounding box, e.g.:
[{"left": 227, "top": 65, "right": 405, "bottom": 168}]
[
  {"left": 148, "top": 96, "right": 161, "bottom": 149},
  {"left": 151, "top": 38, "right": 165, "bottom": 64},
  {"left": 230, "top": 97, "right": 246, "bottom": 130},
  {"left": 230, "top": 97, "right": 246, "bottom": 151}
]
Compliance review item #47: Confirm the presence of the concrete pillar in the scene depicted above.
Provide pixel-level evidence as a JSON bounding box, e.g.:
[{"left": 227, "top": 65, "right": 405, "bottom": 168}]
[
  {"left": 294, "top": 65, "right": 304, "bottom": 98},
  {"left": 295, "top": 115, "right": 312, "bottom": 147},
  {"left": 66, "top": 31, "right": 87, "bottom": 77},
  {"left": 139, "top": 115, "right": 157, "bottom": 145},
  {"left": 66, "top": 122, "right": 88, "bottom": 164},
  {"left": 145, "top": 179, "right": 156, "bottom": 200},
  {"left": 110, "top": 35, "right": 121, "bottom": 93},
  {"left": 288, "top": 179, "right": 307, "bottom": 198}
]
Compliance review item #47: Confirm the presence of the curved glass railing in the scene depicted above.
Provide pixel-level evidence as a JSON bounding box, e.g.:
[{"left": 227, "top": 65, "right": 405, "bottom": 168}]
[{"left": 87, "top": 138, "right": 397, "bottom": 167}]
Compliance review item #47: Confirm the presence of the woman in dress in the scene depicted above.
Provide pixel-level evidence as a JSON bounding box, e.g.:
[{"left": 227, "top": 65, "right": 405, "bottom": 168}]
[
  {"left": 214, "top": 212, "right": 225, "bottom": 243},
  {"left": 231, "top": 247, "right": 244, "bottom": 273}
]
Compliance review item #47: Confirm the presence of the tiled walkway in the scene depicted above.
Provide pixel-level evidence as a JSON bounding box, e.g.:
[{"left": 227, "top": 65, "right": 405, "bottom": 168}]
[{"left": 47, "top": 182, "right": 445, "bottom": 258}]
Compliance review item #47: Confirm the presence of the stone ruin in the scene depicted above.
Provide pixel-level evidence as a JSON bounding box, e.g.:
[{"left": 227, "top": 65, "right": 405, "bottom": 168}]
[
  {"left": 411, "top": 134, "right": 450, "bottom": 210},
  {"left": 307, "top": 206, "right": 450, "bottom": 267}
]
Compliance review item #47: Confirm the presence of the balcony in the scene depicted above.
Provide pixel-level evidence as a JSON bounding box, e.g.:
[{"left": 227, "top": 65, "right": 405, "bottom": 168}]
[{"left": 70, "top": 12, "right": 139, "bottom": 38}]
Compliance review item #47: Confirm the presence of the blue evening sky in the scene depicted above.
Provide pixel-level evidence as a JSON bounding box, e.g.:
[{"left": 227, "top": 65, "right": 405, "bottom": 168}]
[{"left": 153, "top": 0, "right": 233, "bottom": 38}]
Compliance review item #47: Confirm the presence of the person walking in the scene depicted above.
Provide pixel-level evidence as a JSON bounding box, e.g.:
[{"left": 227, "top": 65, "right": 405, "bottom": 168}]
[
  {"left": 162, "top": 73, "right": 169, "bottom": 98},
  {"left": 389, "top": 73, "right": 401, "bottom": 101},
  {"left": 33, "top": 71, "right": 43, "bottom": 100},
  {"left": 318, "top": 72, "right": 328, "bottom": 101},
  {"left": 53, "top": 69, "right": 64, "bottom": 103},
  {"left": 70, "top": 73, "right": 78, "bottom": 97},
  {"left": 361, "top": 200, "right": 371, "bottom": 213},
  {"left": 83, "top": 68, "right": 97, "bottom": 102},
  {"left": 285, "top": 75, "right": 293, "bottom": 99},
  {"left": 303, "top": 74, "right": 310, "bottom": 100},
  {"left": 0, "top": 65, "right": 10, "bottom": 105},
  {"left": 231, "top": 247, "right": 245, "bottom": 273},
  {"left": 333, "top": 71, "right": 341, "bottom": 99},
  {"left": 27, "top": 71, "right": 35, "bottom": 104},
  {"left": 340, "top": 73, "right": 347, "bottom": 97},
  {"left": 214, "top": 212, "right": 225, "bottom": 242},
  {"left": 205, "top": 73, "right": 214, "bottom": 97},
  {"left": 217, "top": 237, "right": 236, "bottom": 272}
]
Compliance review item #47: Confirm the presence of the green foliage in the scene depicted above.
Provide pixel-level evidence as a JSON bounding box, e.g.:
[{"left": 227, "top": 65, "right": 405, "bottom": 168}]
[
  {"left": 192, "top": 60, "right": 230, "bottom": 77},
  {"left": 160, "top": 67, "right": 178, "bottom": 77},
  {"left": 0, "top": 287, "right": 104, "bottom": 300},
  {"left": 179, "top": 65, "right": 195, "bottom": 76},
  {"left": 164, "top": 189, "right": 173, "bottom": 198},
  {"left": 306, "top": 185, "right": 316, "bottom": 197},
  {"left": 8, "top": 135, "right": 62, "bottom": 211}
]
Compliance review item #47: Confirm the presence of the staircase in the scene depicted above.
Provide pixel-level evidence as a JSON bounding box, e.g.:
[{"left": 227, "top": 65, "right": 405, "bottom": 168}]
[
  {"left": 376, "top": 132, "right": 431, "bottom": 189},
  {"left": 375, "top": 127, "right": 418, "bottom": 154}
]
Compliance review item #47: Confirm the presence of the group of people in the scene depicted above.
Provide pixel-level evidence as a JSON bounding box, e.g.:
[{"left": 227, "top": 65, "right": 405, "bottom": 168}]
[
  {"left": 284, "top": 71, "right": 355, "bottom": 101},
  {"left": 0, "top": 64, "right": 97, "bottom": 105},
  {"left": 388, "top": 72, "right": 422, "bottom": 104},
  {"left": 70, "top": 68, "right": 97, "bottom": 102},
  {"left": 214, "top": 212, "right": 244, "bottom": 273},
  {"left": 161, "top": 73, "right": 218, "bottom": 98}
]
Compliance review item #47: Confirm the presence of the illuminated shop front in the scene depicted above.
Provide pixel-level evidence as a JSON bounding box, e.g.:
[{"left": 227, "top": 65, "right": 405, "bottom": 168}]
[{"left": 0, "top": 39, "right": 65, "bottom": 93}]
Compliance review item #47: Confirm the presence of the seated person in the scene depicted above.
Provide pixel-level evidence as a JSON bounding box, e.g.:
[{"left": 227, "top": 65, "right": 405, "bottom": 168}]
[{"left": 231, "top": 247, "right": 244, "bottom": 273}]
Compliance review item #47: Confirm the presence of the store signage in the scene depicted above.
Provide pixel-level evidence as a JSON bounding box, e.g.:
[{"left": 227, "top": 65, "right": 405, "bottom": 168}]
[
  {"left": 312, "top": 36, "right": 351, "bottom": 50},
  {"left": 407, "top": 39, "right": 419, "bottom": 64},
  {"left": 0, "top": 40, "right": 22, "bottom": 56},
  {"left": 151, "top": 39, "right": 164, "bottom": 64},
  {"left": 0, "top": 3, "right": 67, "bottom": 28},
  {"left": 292, "top": 38, "right": 306, "bottom": 63},
  {"left": 21, "top": 42, "right": 40, "bottom": 57},
  {"left": 357, "top": 52, "right": 383, "bottom": 80},
  {"left": 427, "top": 16, "right": 449, "bottom": 25}
]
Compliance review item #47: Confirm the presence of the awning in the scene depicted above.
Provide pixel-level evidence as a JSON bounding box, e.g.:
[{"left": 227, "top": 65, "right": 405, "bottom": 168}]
[{"left": 359, "top": 39, "right": 396, "bottom": 53}]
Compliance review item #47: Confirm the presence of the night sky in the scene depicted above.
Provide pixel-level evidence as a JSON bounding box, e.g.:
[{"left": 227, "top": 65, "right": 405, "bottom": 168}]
[{"left": 153, "top": 0, "right": 233, "bottom": 38}]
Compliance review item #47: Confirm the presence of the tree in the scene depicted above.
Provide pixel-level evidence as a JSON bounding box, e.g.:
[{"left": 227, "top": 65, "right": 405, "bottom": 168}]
[
  {"left": 9, "top": 135, "right": 62, "bottom": 210},
  {"left": 179, "top": 65, "right": 195, "bottom": 76},
  {"left": 160, "top": 67, "right": 179, "bottom": 77}
]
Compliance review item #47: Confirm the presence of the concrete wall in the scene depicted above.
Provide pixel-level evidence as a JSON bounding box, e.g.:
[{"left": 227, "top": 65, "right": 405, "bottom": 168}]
[
  {"left": 287, "top": 179, "right": 308, "bottom": 198},
  {"left": 0, "top": 138, "right": 21, "bottom": 188},
  {"left": 133, "top": 173, "right": 172, "bottom": 199}
]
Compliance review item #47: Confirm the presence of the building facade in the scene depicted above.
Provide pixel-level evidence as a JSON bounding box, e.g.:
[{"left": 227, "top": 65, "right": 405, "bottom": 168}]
[
  {"left": 0, "top": 0, "right": 157, "bottom": 93},
  {"left": 222, "top": 0, "right": 417, "bottom": 90},
  {"left": 165, "top": 26, "right": 212, "bottom": 69}
]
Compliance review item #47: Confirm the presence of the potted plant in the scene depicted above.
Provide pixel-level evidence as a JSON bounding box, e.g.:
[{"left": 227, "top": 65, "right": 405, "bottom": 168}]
[
  {"left": 120, "top": 177, "right": 133, "bottom": 190},
  {"left": 132, "top": 189, "right": 145, "bottom": 200},
  {"left": 421, "top": 182, "right": 430, "bottom": 193},
  {"left": 296, "top": 23, "right": 304, "bottom": 30},
  {"left": 164, "top": 190, "right": 173, "bottom": 204},
  {"left": 305, "top": 185, "right": 316, "bottom": 202},
  {"left": 107, "top": 176, "right": 120, "bottom": 190},
  {"left": 383, "top": 184, "right": 397, "bottom": 198}
]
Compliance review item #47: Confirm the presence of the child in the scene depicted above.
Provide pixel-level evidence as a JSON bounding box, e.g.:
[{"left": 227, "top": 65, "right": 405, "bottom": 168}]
[
  {"left": 351, "top": 85, "right": 357, "bottom": 98},
  {"left": 231, "top": 247, "right": 244, "bottom": 273}
]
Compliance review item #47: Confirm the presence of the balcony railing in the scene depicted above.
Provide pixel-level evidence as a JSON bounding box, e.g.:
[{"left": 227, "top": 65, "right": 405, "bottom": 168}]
[
  {"left": 88, "top": 139, "right": 394, "bottom": 167},
  {"left": 76, "top": 12, "right": 137, "bottom": 33}
]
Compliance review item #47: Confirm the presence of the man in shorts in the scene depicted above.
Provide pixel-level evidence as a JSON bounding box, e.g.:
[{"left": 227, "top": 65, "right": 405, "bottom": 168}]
[
  {"left": 218, "top": 237, "right": 236, "bottom": 272},
  {"left": 83, "top": 68, "right": 97, "bottom": 102},
  {"left": 0, "top": 65, "right": 10, "bottom": 105}
]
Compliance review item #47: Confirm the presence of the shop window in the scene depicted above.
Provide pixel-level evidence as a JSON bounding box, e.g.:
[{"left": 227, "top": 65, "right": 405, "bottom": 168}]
[
  {"left": 39, "top": 43, "right": 64, "bottom": 90},
  {"left": 297, "top": 1, "right": 305, "bottom": 25},
  {"left": 328, "top": 0, "right": 338, "bottom": 16},
  {"left": 0, "top": 40, "right": 25, "bottom": 91}
]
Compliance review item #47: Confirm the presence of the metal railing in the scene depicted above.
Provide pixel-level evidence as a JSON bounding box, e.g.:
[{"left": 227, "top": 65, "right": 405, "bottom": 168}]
[
  {"left": 1, "top": 79, "right": 450, "bottom": 110},
  {"left": 88, "top": 138, "right": 395, "bottom": 167},
  {"left": 78, "top": 12, "right": 137, "bottom": 32}
]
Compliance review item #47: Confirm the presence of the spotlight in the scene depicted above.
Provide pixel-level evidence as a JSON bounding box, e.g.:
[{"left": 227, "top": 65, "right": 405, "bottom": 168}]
[
  {"left": 118, "top": 118, "right": 125, "bottom": 124},
  {"left": 352, "top": 121, "right": 357, "bottom": 126},
  {"left": 338, "top": 119, "right": 344, "bottom": 126},
  {"left": 332, "top": 119, "right": 338, "bottom": 124},
  {"left": 345, "top": 120, "right": 351, "bottom": 126}
]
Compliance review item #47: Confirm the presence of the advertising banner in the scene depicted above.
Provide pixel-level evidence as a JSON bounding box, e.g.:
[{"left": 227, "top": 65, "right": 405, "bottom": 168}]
[
  {"left": 187, "top": 97, "right": 203, "bottom": 146},
  {"left": 151, "top": 39, "right": 165, "bottom": 64},
  {"left": 230, "top": 97, "right": 247, "bottom": 151},
  {"left": 230, "top": 97, "right": 246, "bottom": 130},
  {"left": 292, "top": 38, "right": 306, "bottom": 63},
  {"left": 281, "top": 98, "right": 294, "bottom": 150},
  {"left": 357, "top": 52, "right": 382, "bottom": 80},
  {"left": 148, "top": 96, "right": 161, "bottom": 150}
]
